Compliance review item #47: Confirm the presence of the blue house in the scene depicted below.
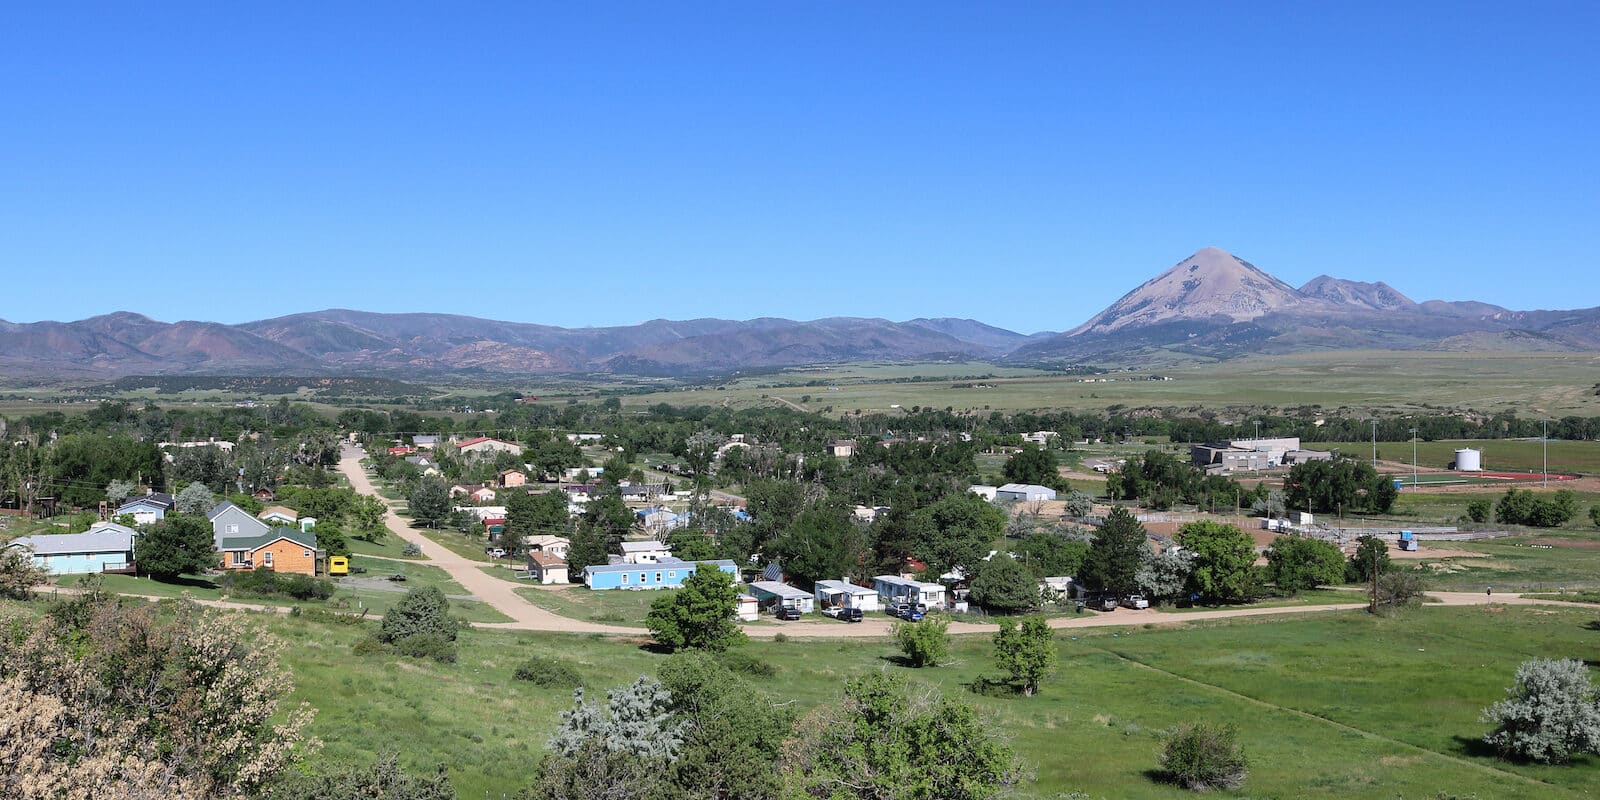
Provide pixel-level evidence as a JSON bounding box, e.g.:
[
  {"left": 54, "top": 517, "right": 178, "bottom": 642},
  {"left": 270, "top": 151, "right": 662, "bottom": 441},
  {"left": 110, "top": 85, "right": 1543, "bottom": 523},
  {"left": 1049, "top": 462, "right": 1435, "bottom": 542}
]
[
  {"left": 583, "top": 557, "right": 737, "bottom": 591},
  {"left": 6, "top": 522, "right": 138, "bottom": 575}
]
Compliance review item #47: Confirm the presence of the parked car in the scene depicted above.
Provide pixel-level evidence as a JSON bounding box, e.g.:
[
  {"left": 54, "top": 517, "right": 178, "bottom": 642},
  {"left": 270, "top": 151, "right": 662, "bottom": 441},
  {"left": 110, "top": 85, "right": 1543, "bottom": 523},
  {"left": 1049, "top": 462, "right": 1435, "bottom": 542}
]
[
  {"left": 889, "top": 603, "right": 925, "bottom": 621},
  {"left": 823, "top": 607, "right": 864, "bottom": 622},
  {"left": 1095, "top": 595, "right": 1118, "bottom": 612},
  {"left": 1121, "top": 594, "right": 1149, "bottom": 610},
  {"left": 774, "top": 606, "right": 803, "bottom": 621},
  {"left": 485, "top": 547, "right": 506, "bottom": 558}
]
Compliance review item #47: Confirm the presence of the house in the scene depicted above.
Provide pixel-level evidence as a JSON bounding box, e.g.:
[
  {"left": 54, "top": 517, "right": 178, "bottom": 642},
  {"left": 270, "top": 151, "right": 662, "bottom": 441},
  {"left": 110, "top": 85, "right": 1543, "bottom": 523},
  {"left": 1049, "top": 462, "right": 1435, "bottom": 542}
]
[
  {"left": 814, "top": 579, "right": 881, "bottom": 612},
  {"left": 968, "top": 485, "right": 999, "bottom": 501},
  {"left": 218, "top": 527, "right": 322, "bottom": 576},
  {"left": 564, "top": 433, "right": 604, "bottom": 443},
  {"left": 482, "top": 517, "right": 507, "bottom": 537},
  {"left": 563, "top": 467, "right": 603, "bottom": 482},
  {"left": 456, "top": 436, "right": 523, "bottom": 456},
  {"left": 525, "top": 551, "right": 569, "bottom": 584},
  {"left": 388, "top": 445, "right": 416, "bottom": 456},
  {"left": 252, "top": 487, "right": 276, "bottom": 501},
  {"left": 830, "top": 439, "right": 857, "bottom": 458},
  {"left": 873, "top": 575, "right": 947, "bottom": 608},
  {"left": 116, "top": 493, "right": 174, "bottom": 525},
  {"left": 525, "top": 535, "right": 571, "bottom": 560},
  {"left": 207, "top": 501, "right": 271, "bottom": 549},
  {"left": 620, "top": 540, "right": 672, "bottom": 564},
  {"left": 618, "top": 482, "right": 669, "bottom": 502},
  {"left": 258, "top": 506, "right": 299, "bottom": 525},
  {"left": 995, "top": 483, "right": 1057, "bottom": 502},
  {"left": 471, "top": 486, "right": 498, "bottom": 504},
  {"left": 735, "top": 594, "right": 760, "bottom": 622},
  {"left": 5, "top": 523, "right": 138, "bottom": 576},
  {"left": 457, "top": 505, "right": 508, "bottom": 521},
  {"left": 499, "top": 469, "right": 528, "bottom": 488},
  {"left": 1021, "top": 431, "right": 1057, "bottom": 446},
  {"left": 583, "top": 558, "right": 738, "bottom": 590},
  {"left": 412, "top": 435, "right": 439, "bottom": 450},
  {"left": 749, "top": 581, "right": 815, "bottom": 613}
]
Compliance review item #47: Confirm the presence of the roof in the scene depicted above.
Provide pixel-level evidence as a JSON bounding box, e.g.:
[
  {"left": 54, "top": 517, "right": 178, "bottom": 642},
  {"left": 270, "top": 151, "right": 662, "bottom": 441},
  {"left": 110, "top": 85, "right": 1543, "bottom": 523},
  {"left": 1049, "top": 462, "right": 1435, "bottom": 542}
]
[
  {"left": 997, "top": 483, "right": 1053, "bottom": 493},
  {"left": 7, "top": 523, "right": 136, "bottom": 555},
  {"left": 206, "top": 500, "right": 242, "bottom": 520},
  {"left": 219, "top": 526, "right": 318, "bottom": 552},
  {"left": 457, "top": 436, "right": 519, "bottom": 449},
  {"left": 873, "top": 574, "right": 945, "bottom": 591},
  {"left": 526, "top": 535, "right": 570, "bottom": 547},
  {"left": 118, "top": 493, "right": 173, "bottom": 511},
  {"left": 620, "top": 540, "right": 668, "bottom": 553},
  {"left": 527, "top": 551, "right": 567, "bottom": 568},
  {"left": 585, "top": 558, "right": 735, "bottom": 575},
  {"left": 749, "top": 580, "right": 812, "bottom": 599},
  {"left": 258, "top": 506, "right": 298, "bottom": 520},
  {"left": 815, "top": 579, "right": 876, "bottom": 596}
]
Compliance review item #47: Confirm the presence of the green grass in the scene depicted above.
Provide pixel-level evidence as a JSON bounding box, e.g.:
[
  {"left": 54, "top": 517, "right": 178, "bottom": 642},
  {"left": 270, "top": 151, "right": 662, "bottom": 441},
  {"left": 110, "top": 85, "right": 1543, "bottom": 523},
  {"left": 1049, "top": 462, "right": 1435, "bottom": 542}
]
[
  {"left": 1414, "top": 532, "right": 1600, "bottom": 591},
  {"left": 1320, "top": 438, "right": 1600, "bottom": 475},
  {"left": 345, "top": 535, "right": 427, "bottom": 560},
  {"left": 515, "top": 584, "right": 662, "bottom": 625},
  {"left": 1157, "top": 588, "right": 1362, "bottom": 613},
  {"left": 410, "top": 525, "right": 495, "bottom": 563},
  {"left": 240, "top": 604, "right": 1600, "bottom": 799},
  {"left": 1522, "top": 590, "right": 1600, "bottom": 604}
]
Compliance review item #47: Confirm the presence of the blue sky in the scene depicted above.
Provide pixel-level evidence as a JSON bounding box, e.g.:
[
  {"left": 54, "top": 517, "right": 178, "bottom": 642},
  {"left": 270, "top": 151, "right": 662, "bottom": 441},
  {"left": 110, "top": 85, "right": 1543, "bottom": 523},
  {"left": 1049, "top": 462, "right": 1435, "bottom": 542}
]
[{"left": 3, "top": 2, "right": 1596, "bottom": 333}]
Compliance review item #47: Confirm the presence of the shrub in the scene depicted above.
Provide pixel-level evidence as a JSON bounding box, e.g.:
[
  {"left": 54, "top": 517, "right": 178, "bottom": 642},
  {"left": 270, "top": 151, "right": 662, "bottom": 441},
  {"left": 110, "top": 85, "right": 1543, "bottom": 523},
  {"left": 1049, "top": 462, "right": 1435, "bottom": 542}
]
[
  {"left": 394, "top": 632, "right": 458, "bottom": 663},
  {"left": 1466, "top": 498, "right": 1493, "bottom": 523},
  {"left": 893, "top": 617, "right": 950, "bottom": 667},
  {"left": 219, "top": 569, "right": 335, "bottom": 601},
  {"left": 1482, "top": 658, "right": 1600, "bottom": 763},
  {"left": 378, "top": 586, "right": 458, "bottom": 663},
  {"left": 1377, "top": 571, "right": 1425, "bottom": 608},
  {"left": 514, "top": 655, "right": 584, "bottom": 688},
  {"left": 1159, "top": 722, "right": 1248, "bottom": 791},
  {"left": 717, "top": 649, "right": 779, "bottom": 677},
  {"left": 401, "top": 541, "right": 423, "bottom": 557}
]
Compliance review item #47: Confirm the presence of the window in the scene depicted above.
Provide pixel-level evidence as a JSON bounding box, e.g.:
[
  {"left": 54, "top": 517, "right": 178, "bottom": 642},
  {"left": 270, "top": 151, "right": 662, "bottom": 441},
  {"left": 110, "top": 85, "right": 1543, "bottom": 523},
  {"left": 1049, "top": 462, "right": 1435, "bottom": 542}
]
[
  {"left": 622, "top": 572, "right": 629, "bottom": 585},
  {"left": 639, "top": 573, "right": 647, "bottom": 584},
  {"left": 231, "top": 551, "right": 247, "bottom": 566},
  {"left": 263, "top": 551, "right": 273, "bottom": 568},
  {"left": 303, "top": 550, "right": 311, "bottom": 558},
  {"left": 226, "top": 523, "right": 239, "bottom": 534},
  {"left": 655, "top": 572, "right": 662, "bottom": 583},
  {"left": 668, "top": 571, "right": 677, "bottom": 579}
]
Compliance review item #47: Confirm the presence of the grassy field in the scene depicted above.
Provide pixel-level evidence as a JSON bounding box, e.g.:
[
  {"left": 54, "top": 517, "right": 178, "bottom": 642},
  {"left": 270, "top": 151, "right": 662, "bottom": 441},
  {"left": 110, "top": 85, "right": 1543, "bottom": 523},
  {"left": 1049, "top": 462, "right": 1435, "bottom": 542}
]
[
  {"left": 605, "top": 352, "right": 1600, "bottom": 416},
  {"left": 55, "top": 556, "right": 512, "bottom": 623},
  {"left": 1321, "top": 438, "right": 1600, "bottom": 475},
  {"left": 515, "top": 583, "right": 669, "bottom": 625},
  {"left": 229, "top": 604, "right": 1600, "bottom": 799},
  {"left": 1412, "top": 532, "right": 1600, "bottom": 592},
  {"left": 345, "top": 534, "right": 427, "bottom": 560}
]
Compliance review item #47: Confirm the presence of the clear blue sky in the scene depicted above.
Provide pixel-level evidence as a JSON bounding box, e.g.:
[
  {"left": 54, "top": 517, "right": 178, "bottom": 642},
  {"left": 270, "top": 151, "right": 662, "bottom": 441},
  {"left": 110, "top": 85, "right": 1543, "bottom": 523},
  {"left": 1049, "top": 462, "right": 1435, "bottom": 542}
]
[{"left": 3, "top": 2, "right": 1596, "bottom": 333}]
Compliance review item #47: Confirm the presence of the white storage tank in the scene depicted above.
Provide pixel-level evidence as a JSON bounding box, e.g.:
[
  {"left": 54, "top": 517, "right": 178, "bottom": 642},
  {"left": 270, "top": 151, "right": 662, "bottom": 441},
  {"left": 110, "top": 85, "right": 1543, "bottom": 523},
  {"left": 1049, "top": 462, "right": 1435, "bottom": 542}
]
[{"left": 1454, "top": 448, "right": 1482, "bottom": 472}]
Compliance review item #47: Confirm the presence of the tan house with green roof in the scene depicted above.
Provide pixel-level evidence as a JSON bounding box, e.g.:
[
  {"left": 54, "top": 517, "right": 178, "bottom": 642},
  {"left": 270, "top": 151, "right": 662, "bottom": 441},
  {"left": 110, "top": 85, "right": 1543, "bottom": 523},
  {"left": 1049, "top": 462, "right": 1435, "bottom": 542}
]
[{"left": 218, "top": 527, "right": 323, "bottom": 576}]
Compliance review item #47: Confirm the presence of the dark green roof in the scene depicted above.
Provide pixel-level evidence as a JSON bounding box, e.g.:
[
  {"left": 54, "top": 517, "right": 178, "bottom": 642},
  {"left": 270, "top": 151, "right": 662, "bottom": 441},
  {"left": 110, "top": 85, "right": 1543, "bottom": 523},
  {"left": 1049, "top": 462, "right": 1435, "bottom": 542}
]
[{"left": 218, "top": 526, "right": 318, "bottom": 552}]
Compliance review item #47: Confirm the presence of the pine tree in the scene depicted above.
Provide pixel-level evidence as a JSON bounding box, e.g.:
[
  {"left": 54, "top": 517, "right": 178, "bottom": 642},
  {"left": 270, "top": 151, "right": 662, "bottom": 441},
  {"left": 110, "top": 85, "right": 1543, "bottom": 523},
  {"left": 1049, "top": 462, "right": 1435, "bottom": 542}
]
[{"left": 1082, "top": 505, "right": 1148, "bottom": 596}]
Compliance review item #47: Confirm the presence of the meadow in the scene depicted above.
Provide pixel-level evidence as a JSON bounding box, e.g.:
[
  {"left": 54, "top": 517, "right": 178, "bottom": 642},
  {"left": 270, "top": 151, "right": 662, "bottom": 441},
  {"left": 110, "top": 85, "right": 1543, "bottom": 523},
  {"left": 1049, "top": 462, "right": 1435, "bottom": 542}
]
[
  {"left": 1319, "top": 438, "right": 1600, "bottom": 475},
  {"left": 251, "top": 603, "right": 1600, "bottom": 799}
]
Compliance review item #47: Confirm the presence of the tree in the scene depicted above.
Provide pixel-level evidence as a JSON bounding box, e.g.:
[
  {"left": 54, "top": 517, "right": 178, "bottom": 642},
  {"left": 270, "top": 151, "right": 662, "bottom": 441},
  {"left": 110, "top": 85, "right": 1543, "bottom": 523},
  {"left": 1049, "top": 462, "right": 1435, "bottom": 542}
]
[
  {"left": 1160, "top": 722, "right": 1248, "bottom": 791},
  {"left": 1081, "top": 506, "right": 1148, "bottom": 596},
  {"left": 529, "top": 677, "right": 684, "bottom": 800},
  {"left": 508, "top": 489, "right": 571, "bottom": 544},
  {"left": 911, "top": 492, "right": 1007, "bottom": 576},
  {"left": 655, "top": 652, "right": 791, "bottom": 800},
  {"left": 137, "top": 514, "right": 217, "bottom": 580},
  {"left": 969, "top": 552, "right": 1038, "bottom": 614},
  {"left": 1063, "top": 489, "right": 1094, "bottom": 518},
  {"left": 1263, "top": 535, "right": 1344, "bottom": 594},
  {"left": 1345, "top": 534, "right": 1393, "bottom": 584},
  {"left": 174, "top": 482, "right": 216, "bottom": 514},
  {"left": 379, "top": 586, "right": 458, "bottom": 662},
  {"left": 1283, "top": 458, "right": 1395, "bottom": 514},
  {"left": 1482, "top": 658, "right": 1600, "bottom": 763},
  {"left": 311, "top": 520, "right": 350, "bottom": 557},
  {"left": 104, "top": 479, "right": 135, "bottom": 506},
  {"left": 780, "top": 672, "right": 1021, "bottom": 800},
  {"left": 645, "top": 565, "right": 746, "bottom": 652},
  {"left": 1591, "top": 505, "right": 1600, "bottom": 528},
  {"left": 1136, "top": 547, "right": 1196, "bottom": 604},
  {"left": 768, "top": 507, "right": 866, "bottom": 590},
  {"left": 1014, "top": 532, "right": 1089, "bottom": 578},
  {"left": 666, "top": 526, "right": 718, "bottom": 561},
  {"left": 0, "top": 597, "right": 315, "bottom": 800},
  {"left": 1003, "top": 444, "right": 1057, "bottom": 486},
  {"left": 1176, "top": 520, "right": 1258, "bottom": 603},
  {"left": 408, "top": 479, "right": 451, "bottom": 528},
  {"left": 350, "top": 494, "right": 389, "bottom": 543},
  {"left": 991, "top": 615, "right": 1057, "bottom": 696},
  {"left": 262, "top": 753, "right": 456, "bottom": 800},
  {"left": 1496, "top": 487, "right": 1579, "bottom": 528},
  {"left": 1467, "top": 498, "right": 1494, "bottom": 523},
  {"left": 1376, "top": 571, "right": 1424, "bottom": 608},
  {"left": 0, "top": 546, "right": 50, "bottom": 600},
  {"left": 893, "top": 617, "right": 949, "bottom": 667}
]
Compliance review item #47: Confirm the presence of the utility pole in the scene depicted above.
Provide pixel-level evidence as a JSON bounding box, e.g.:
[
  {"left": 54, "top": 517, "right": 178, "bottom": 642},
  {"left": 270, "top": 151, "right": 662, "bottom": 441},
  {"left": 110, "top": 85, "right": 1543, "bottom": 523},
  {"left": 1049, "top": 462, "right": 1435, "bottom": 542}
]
[
  {"left": 1370, "top": 420, "right": 1378, "bottom": 468},
  {"left": 1409, "top": 428, "right": 1419, "bottom": 492},
  {"left": 1253, "top": 420, "right": 1261, "bottom": 441},
  {"left": 1542, "top": 418, "right": 1550, "bottom": 488},
  {"left": 1370, "top": 543, "right": 1378, "bottom": 614}
]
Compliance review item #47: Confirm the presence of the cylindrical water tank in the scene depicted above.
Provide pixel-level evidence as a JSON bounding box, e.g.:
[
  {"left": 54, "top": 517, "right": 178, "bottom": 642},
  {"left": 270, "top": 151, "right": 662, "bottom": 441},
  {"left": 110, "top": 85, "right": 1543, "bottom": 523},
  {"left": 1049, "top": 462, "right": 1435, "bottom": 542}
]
[{"left": 1455, "top": 448, "right": 1482, "bottom": 472}]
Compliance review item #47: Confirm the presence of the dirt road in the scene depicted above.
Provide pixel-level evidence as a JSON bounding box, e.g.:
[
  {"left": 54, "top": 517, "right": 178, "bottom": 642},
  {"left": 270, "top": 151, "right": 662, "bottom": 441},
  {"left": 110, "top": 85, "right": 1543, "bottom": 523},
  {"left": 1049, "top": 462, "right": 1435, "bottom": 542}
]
[{"left": 332, "top": 445, "right": 1595, "bottom": 641}]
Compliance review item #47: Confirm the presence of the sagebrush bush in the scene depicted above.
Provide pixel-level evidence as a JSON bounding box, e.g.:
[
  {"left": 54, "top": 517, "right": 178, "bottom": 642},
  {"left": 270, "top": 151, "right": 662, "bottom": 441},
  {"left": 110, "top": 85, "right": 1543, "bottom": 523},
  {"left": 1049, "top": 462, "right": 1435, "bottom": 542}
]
[
  {"left": 513, "top": 655, "right": 584, "bottom": 687},
  {"left": 1160, "top": 722, "right": 1248, "bottom": 791},
  {"left": 1482, "top": 658, "right": 1600, "bottom": 763},
  {"left": 717, "top": 649, "right": 778, "bottom": 677}
]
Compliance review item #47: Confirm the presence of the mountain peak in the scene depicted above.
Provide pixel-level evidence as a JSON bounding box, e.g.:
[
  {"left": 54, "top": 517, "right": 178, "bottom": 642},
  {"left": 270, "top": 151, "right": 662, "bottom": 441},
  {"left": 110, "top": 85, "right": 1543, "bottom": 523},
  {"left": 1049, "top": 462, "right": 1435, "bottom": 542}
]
[
  {"left": 1298, "top": 275, "right": 1415, "bottom": 310},
  {"left": 1068, "top": 247, "right": 1306, "bottom": 335}
]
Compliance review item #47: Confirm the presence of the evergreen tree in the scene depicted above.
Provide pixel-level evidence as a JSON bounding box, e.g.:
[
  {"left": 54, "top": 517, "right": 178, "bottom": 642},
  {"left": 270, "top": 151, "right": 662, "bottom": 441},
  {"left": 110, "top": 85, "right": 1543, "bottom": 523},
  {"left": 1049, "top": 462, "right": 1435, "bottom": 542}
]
[
  {"left": 1081, "top": 506, "right": 1148, "bottom": 596},
  {"left": 645, "top": 565, "right": 746, "bottom": 652}
]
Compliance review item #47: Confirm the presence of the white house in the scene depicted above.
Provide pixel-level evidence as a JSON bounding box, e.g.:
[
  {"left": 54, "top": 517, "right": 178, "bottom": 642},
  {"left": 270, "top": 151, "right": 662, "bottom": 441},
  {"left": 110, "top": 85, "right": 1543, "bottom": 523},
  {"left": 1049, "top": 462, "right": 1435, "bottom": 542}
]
[
  {"left": 525, "top": 535, "right": 571, "bottom": 560},
  {"left": 748, "top": 580, "right": 815, "bottom": 613},
  {"left": 995, "top": 483, "right": 1057, "bottom": 502},
  {"left": 116, "top": 493, "right": 174, "bottom": 526},
  {"left": 620, "top": 540, "right": 672, "bottom": 564},
  {"left": 525, "top": 551, "right": 569, "bottom": 585},
  {"left": 872, "top": 575, "right": 947, "bottom": 608},
  {"left": 735, "top": 594, "right": 760, "bottom": 622},
  {"left": 814, "top": 579, "right": 881, "bottom": 612}
]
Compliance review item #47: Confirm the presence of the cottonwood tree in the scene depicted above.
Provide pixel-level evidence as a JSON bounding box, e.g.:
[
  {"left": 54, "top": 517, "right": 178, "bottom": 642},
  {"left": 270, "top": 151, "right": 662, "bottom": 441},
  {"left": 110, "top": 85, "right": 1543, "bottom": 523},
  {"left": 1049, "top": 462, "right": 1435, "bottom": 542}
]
[
  {"left": 645, "top": 564, "right": 746, "bottom": 652},
  {"left": 1177, "top": 520, "right": 1258, "bottom": 603},
  {"left": 137, "top": 514, "right": 217, "bottom": 580},
  {"left": 1263, "top": 535, "right": 1344, "bottom": 594},
  {"left": 969, "top": 552, "right": 1039, "bottom": 614},
  {"left": 911, "top": 492, "right": 1007, "bottom": 577},
  {"left": 780, "top": 672, "right": 1022, "bottom": 800},
  {"left": 407, "top": 479, "right": 451, "bottom": 528},
  {"left": 992, "top": 615, "right": 1057, "bottom": 696},
  {"left": 1483, "top": 658, "right": 1600, "bottom": 763}
]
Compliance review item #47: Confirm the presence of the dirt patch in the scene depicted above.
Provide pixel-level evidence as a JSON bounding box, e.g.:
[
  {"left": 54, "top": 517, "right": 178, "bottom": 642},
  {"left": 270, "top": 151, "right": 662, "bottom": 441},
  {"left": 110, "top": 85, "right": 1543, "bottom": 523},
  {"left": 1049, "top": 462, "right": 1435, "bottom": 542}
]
[{"left": 1390, "top": 543, "right": 1485, "bottom": 559}]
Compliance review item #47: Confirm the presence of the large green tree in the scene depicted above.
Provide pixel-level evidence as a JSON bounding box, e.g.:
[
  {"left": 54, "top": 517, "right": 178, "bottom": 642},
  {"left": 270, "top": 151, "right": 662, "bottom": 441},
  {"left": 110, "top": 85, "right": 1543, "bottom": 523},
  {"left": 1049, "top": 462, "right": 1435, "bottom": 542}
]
[
  {"left": 1177, "top": 521, "right": 1258, "bottom": 603},
  {"left": 969, "top": 552, "right": 1038, "bottom": 614},
  {"left": 991, "top": 615, "right": 1057, "bottom": 697},
  {"left": 1263, "top": 535, "right": 1344, "bottom": 594},
  {"left": 1284, "top": 457, "right": 1396, "bottom": 515},
  {"left": 407, "top": 479, "right": 451, "bottom": 528},
  {"left": 645, "top": 565, "right": 746, "bottom": 652},
  {"left": 138, "top": 514, "right": 216, "bottom": 580},
  {"left": 655, "top": 652, "right": 791, "bottom": 800},
  {"left": 1081, "top": 506, "right": 1148, "bottom": 596},
  {"left": 1345, "top": 534, "right": 1393, "bottom": 583},
  {"left": 911, "top": 492, "right": 1006, "bottom": 576},
  {"left": 1003, "top": 444, "right": 1057, "bottom": 486},
  {"left": 768, "top": 507, "right": 866, "bottom": 590}
]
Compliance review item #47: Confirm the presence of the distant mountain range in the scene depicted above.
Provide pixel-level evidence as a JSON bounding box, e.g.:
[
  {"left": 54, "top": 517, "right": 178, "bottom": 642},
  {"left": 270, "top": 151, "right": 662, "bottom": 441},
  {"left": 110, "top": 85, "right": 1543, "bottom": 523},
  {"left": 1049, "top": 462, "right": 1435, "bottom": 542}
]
[{"left": 4, "top": 247, "right": 1596, "bottom": 380}]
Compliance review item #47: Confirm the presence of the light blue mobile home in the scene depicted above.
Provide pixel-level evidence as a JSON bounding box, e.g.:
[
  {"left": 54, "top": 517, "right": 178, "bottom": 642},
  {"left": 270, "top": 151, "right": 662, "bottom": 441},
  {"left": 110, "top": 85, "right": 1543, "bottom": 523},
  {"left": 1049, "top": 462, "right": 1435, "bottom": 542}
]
[
  {"left": 6, "top": 523, "right": 138, "bottom": 576},
  {"left": 584, "top": 557, "right": 737, "bottom": 590}
]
